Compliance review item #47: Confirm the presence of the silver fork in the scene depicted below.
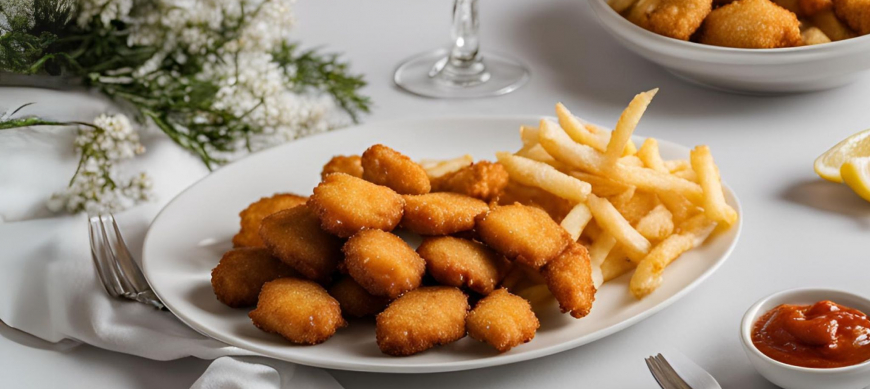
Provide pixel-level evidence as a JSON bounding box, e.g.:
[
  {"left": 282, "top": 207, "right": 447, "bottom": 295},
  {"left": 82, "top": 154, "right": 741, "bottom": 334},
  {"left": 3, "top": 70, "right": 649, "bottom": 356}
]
[
  {"left": 646, "top": 353, "right": 692, "bottom": 389},
  {"left": 88, "top": 214, "right": 164, "bottom": 310}
]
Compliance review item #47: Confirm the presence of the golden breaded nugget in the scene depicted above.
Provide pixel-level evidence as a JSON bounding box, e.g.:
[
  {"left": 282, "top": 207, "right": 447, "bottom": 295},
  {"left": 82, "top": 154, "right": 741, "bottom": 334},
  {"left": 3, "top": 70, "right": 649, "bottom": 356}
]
[
  {"left": 361, "top": 144, "right": 431, "bottom": 195},
  {"left": 343, "top": 229, "right": 425, "bottom": 298},
  {"left": 699, "top": 0, "right": 802, "bottom": 48},
  {"left": 259, "top": 205, "right": 342, "bottom": 283},
  {"left": 466, "top": 288, "right": 539, "bottom": 353},
  {"left": 833, "top": 0, "right": 870, "bottom": 34},
  {"left": 401, "top": 192, "right": 489, "bottom": 235},
  {"left": 543, "top": 242, "right": 596, "bottom": 319},
  {"left": 800, "top": 0, "right": 832, "bottom": 15},
  {"left": 211, "top": 247, "right": 298, "bottom": 308},
  {"left": 249, "top": 278, "right": 346, "bottom": 345},
  {"left": 627, "top": 0, "right": 712, "bottom": 41},
  {"left": 232, "top": 193, "right": 307, "bottom": 248},
  {"left": 476, "top": 204, "right": 570, "bottom": 270},
  {"left": 417, "top": 236, "right": 511, "bottom": 295},
  {"left": 309, "top": 173, "right": 404, "bottom": 238},
  {"left": 431, "top": 161, "right": 509, "bottom": 201},
  {"left": 495, "top": 181, "right": 575, "bottom": 223},
  {"left": 328, "top": 277, "right": 389, "bottom": 318},
  {"left": 321, "top": 155, "right": 363, "bottom": 180},
  {"left": 376, "top": 287, "right": 469, "bottom": 356}
]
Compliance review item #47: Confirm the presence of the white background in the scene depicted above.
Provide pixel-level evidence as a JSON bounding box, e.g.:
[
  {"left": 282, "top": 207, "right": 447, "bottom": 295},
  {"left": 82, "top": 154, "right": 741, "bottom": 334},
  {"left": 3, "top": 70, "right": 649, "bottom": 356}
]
[{"left": 3, "top": 0, "right": 870, "bottom": 387}]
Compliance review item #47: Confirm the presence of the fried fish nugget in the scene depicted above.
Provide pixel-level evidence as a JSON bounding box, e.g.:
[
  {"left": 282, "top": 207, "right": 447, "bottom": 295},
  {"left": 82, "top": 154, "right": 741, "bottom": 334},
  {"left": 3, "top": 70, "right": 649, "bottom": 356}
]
[
  {"left": 309, "top": 173, "right": 404, "bottom": 238},
  {"left": 376, "top": 287, "right": 469, "bottom": 356},
  {"left": 833, "top": 0, "right": 870, "bottom": 35},
  {"left": 466, "top": 288, "right": 539, "bottom": 353},
  {"left": 417, "top": 236, "right": 511, "bottom": 295},
  {"left": 211, "top": 247, "right": 298, "bottom": 308},
  {"left": 328, "top": 277, "right": 389, "bottom": 318},
  {"left": 259, "top": 205, "right": 342, "bottom": 283},
  {"left": 232, "top": 193, "right": 308, "bottom": 248},
  {"left": 476, "top": 204, "right": 570, "bottom": 270},
  {"left": 321, "top": 155, "right": 363, "bottom": 180},
  {"left": 401, "top": 192, "right": 489, "bottom": 235},
  {"left": 343, "top": 229, "right": 425, "bottom": 298},
  {"left": 627, "top": 0, "right": 712, "bottom": 41},
  {"left": 495, "top": 181, "right": 575, "bottom": 223},
  {"left": 361, "top": 144, "right": 431, "bottom": 195},
  {"left": 699, "top": 0, "right": 802, "bottom": 48},
  {"left": 543, "top": 242, "right": 596, "bottom": 319},
  {"left": 249, "top": 278, "right": 346, "bottom": 345},
  {"left": 431, "top": 161, "right": 509, "bottom": 201}
]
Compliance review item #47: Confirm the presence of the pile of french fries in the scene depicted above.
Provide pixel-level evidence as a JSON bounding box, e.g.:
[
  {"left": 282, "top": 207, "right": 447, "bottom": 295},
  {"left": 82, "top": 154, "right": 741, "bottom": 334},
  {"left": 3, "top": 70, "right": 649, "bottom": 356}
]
[{"left": 425, "top": 89, "right": 738, "bottom": 300}]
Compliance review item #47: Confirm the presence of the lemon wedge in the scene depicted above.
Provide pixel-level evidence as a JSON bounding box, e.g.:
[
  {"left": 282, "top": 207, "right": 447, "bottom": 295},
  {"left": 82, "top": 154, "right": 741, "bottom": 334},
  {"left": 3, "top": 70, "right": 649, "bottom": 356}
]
[
  {"left": 814, "top": 129, "right": 870, "bottom": 183},
  {"left": 841, "top": 157, "right": 870, "bottom": 202}
]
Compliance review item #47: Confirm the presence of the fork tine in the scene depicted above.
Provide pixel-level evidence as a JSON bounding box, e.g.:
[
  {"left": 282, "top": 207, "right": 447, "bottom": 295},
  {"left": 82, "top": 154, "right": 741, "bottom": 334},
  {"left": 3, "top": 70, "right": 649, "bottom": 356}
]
[
  {"left": 645, "top": 357, "right": 670, "bottom": 389},
  {"left": 99, "top": 215, "right": 137, "bottom": 297},
  {"left": 89, "top": 216, "right": 123, "bottom": 297},
  {"left": 106, "top": 214, "right": 152, "bottom": 293},
  {"left": 655, "top": 354, "right": 693, "bottom": 389}
]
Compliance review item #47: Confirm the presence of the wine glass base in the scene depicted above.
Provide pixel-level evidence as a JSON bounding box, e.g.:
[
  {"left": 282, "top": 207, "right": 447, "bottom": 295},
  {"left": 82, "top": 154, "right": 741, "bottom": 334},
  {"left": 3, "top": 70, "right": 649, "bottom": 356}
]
[{"left": 394, "top": 49, "right": 529, "bottom": 99}]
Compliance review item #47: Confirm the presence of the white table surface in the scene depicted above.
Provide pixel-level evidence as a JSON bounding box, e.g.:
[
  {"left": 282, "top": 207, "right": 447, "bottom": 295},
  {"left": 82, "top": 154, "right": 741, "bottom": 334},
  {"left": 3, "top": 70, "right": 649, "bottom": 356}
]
[{"left": 3, "top": 0, "right": 870, "bottom": 387}]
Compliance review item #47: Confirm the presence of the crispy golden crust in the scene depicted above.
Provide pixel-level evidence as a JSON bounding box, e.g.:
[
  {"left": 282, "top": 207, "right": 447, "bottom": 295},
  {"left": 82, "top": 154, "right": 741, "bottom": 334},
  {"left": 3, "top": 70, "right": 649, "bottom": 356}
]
[
  {"left": 211, "top": 247, "right": 298, "bottom": 308},
  {"left": 466, "top": 289, "right": 539, "bottom": 353},
  {"left": 495, "top": 181, "right": 575, "bottom": 223},
  {"left": 328, "top": 277, "right": 389, "bottom": 318},
  {"left": 417, "top": 236, "right": 511, "bottom": 295},
  {"left": 800, "top": 0, "right": 833, "bottom": 16},
  {"left": 249, "top": 278, "right": 346, "bottom": 345},
  {"left": 233, "top": 193, "right": 308, "bottom": 248},
  {"left": 343, "top": 229, "right": 425, "bottom": 298},
  {"left": 259, "top": 205, "right": 342, "bottom": 283},
  {"left": 833, "top": 0, "right": 870, "bottom": 34},
  {"left": 476, "top": 204, "right": 570, "bottom": 270},
  {"left": 376, "top": 287, "right": 469, "bottom": 356},
  {"left": 309, "top": 173, "right": 404, "bottom": 238},
  {"left": 361, "top": 144, "right": 431, "bottom": 195},
  {"left": 543, "top": 242, "right": 596, "bottom": 319},
  {"left": 699, "top": 0, "right": 802, "bottom": 48},
  {"left": 321, "top": 155, "right": 363, "bottom": 180},
  {"left": 431, "top": 161, "right": 509, "bottom": 201},
  {"left": 627, "top": 0, "right": 712, "bottom": 41},
  {"left": 400, "top": 193, "right": 489, "bottom": 236}
]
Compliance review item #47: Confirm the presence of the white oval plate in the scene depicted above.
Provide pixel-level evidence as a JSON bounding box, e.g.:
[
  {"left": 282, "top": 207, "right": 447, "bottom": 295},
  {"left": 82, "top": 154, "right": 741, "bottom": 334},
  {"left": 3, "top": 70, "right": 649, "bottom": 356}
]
[{"left": 143, "top": 116, "right": 742, "bottom": 373}]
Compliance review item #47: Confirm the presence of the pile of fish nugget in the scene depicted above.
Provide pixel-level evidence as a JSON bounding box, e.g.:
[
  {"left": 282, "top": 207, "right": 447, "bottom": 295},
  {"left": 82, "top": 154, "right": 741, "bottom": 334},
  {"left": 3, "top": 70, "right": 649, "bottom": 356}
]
[{"left": 211, "top": 144, "right": 596, "bottom": 356}]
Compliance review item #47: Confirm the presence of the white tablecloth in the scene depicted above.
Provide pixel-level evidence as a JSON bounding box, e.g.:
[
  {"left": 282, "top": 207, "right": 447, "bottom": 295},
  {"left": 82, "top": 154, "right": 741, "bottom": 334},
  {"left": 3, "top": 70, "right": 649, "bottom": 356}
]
[{"left": 3, "top": 0, "right": 870, "bottom": 388}]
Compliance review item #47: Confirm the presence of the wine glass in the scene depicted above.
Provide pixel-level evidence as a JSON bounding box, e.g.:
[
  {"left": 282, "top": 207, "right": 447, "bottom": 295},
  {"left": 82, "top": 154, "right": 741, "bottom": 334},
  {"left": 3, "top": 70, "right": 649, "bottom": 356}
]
[{"left": 393, "top": 0, "right": 529, "bottom": 99}]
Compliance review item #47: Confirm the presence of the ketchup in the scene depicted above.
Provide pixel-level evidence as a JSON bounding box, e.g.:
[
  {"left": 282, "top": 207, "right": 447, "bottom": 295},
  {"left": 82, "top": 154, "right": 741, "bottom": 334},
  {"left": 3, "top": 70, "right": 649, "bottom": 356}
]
[{"left": 752, "top": 300, "right": 870, "bottom": 368}]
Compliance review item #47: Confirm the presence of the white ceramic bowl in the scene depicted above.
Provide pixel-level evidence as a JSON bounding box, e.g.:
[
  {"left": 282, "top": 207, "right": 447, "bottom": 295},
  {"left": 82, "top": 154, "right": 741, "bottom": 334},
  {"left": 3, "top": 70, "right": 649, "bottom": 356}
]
[
  {"left": 740, "top": 288, "right": 870, "bottom": 389},
  {"left": 588, "top": 0, "right": 870, "bottom": 94}
]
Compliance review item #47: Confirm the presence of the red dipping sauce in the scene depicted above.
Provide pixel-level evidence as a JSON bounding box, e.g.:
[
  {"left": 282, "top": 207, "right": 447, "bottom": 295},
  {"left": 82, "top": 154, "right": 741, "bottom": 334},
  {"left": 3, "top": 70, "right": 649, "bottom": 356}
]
[{"left": 752, "top": 300, "right": 870, "bottom": 368}]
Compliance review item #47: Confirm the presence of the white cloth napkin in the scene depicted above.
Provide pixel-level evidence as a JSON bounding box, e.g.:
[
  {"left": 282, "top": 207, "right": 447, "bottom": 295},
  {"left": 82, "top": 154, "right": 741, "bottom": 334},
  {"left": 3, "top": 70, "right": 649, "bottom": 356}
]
[{"left": 0, "top": 88, "right": 342, "bottom": 388}]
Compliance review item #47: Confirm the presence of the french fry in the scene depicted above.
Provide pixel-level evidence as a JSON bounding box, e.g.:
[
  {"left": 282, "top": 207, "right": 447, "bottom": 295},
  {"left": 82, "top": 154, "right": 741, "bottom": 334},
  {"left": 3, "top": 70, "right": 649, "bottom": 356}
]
[
  {"left": 609, "top": 0, "right": 638, "bottom": 13},
  {"left": 420, "top": 155, "right": 473, "bottom": 179},
  {"left": 609, "top": 187, "right": 636, "bottom": 210},
  {"left": 555, "top": 104, "right": 607, "bottom": 151},
  {"left": 589, "top": 233, "right": 618, "bottom": 269},
  {"left": 539, "top": 119, "right": 606, "bottom": 173},
  {"left": 634, "top": 204, "right": 674, "bottom": 241},
  {"left": 658, "top": 191, "right": 700, "bottom": 224},
  {"left": 602, "top": 248, "right": 635, "bottom": 283},
  {"left": 587, "top": 194, "right": 651, "bottom": 261},
  {"left": 637, "top": 138, "right": 667, "bottom": 173},
  {"left": 811, "top": 10, "right": 856, "bottom": 41},
  {"left": 515, "top": 144, "right": 571, "bottom": 172},
  {"left": 603, "top": 89, "right": 658, "bottom": 171},
  {"left": 664, "top": 159, "right": 691, "bottom": 173},
  {"left": 690, "top": 145, "right": 738, "bottom": 226},
  {"left": 619, "top": 155, "right": 644, "bottom": 167},
  {"left": 581, "top": 220, "right": 602, "bottom": 241},
  {"left": 672, "top": 167, "right": 698, "bottom": 182},
  {"left": 571, "top": 171, "right": 633, "bottom": 197},
  {"left": 520, "top": 125, "right": 540, "bottom": 147},
  {"left": 629, "top": 214, "right": 717, "bottom": 298},
  {"left": 802, "top": 27, "right": 832, "bottom": 45},
  {"left": 614, "top": 190, "right": 659, "bottom": 225},
  {"left": 496, "top": 152, "right": 591, "bottom": 203},
  {"left": 611, "top": 164, "right": 704, "bottom": 204},
  {"left": 561, "top": 203, "right": 593, "bottom": 241}
]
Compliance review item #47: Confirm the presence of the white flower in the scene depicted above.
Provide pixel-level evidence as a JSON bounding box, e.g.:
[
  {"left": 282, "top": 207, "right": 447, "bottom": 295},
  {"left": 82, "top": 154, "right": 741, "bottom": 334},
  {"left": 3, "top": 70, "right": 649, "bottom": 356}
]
[{"left": 77, "top": 0, "right": 133, "bottom": 28}]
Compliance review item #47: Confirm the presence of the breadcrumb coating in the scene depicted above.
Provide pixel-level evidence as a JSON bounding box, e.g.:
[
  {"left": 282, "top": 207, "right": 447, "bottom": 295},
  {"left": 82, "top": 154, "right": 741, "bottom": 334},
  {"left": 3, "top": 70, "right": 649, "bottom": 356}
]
[
  {"left": 417, "top": 236, "right": 511, "bottom": 295},
  {"left": 211, "top": 247, "right": 298, "bottom": 308},
  {"left": 476, "top": 204, "right": 570, "bottom": 270},
  {"left": 361, "top": 144, "right": 431, "bottom": 195},
  {"left": 343, "top": 229, "right": 426, "bottom": 298},
  {"left": 543, "top": 242, "right": 597, "bottom": 319},
  {"left": 249, "top": 278, "right": 346, "bottom": 345},
  {"left": 309, "top": 173, "right": 404, "bottom": 238},
  {"left": 321, "top": 155, "right": 363, "bottom": 180},
  {"left": 833, "top": 0, "right": 870, "bottom": 34},
  {"left": 466, "top": 289, "right": 539, "bottom": 353},
  {"left": 401, "top": 192, "right": 489, "bottom": 235},
  {"left": 232, "top": 193, "right": 307, "bottom": 248},
  {"left": 699, "top": 0, "right": 802, "bottom": 48},
  {"left": 259, "top": 205, "right": 342, "bottom": 283},
  {"left": 376, "top": 287, "right": 469, "bottom": 356},
  {"left": 627, "top": 0, "right": 713, "bottom": 41},
  {"left": 431, "top": 161, "right": 509, "bottom": 201},
  {"left": 328, "top": 277, "right": 389, "bottom": 318}
]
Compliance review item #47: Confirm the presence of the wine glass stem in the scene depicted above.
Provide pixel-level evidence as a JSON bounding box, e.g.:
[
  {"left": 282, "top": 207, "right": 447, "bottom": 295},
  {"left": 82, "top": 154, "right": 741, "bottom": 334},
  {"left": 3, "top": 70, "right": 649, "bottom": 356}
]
[{"left": 450, "top": 0, "right": 480, "bottom": 64}]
